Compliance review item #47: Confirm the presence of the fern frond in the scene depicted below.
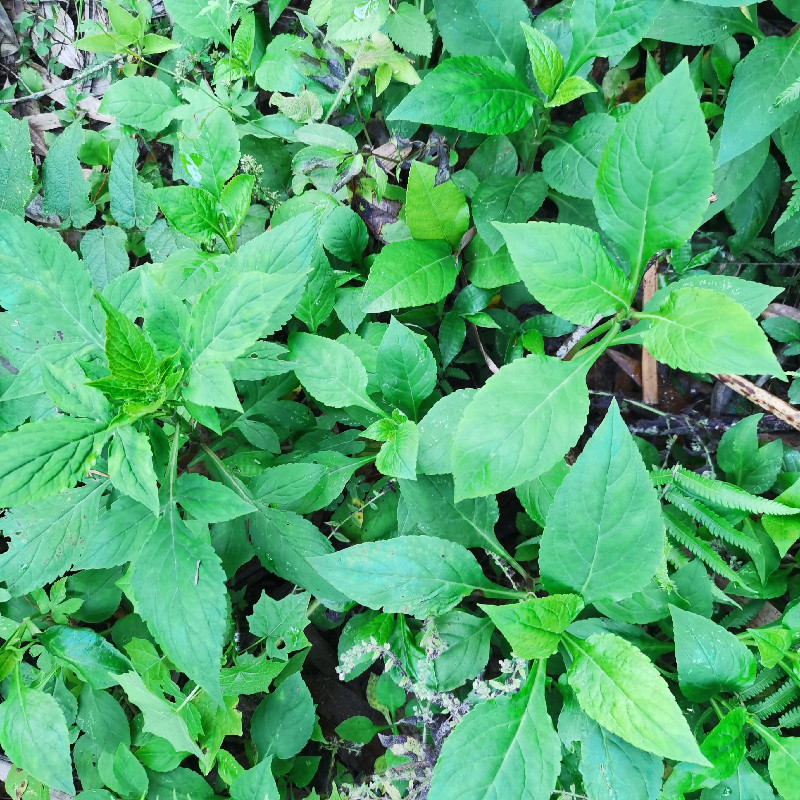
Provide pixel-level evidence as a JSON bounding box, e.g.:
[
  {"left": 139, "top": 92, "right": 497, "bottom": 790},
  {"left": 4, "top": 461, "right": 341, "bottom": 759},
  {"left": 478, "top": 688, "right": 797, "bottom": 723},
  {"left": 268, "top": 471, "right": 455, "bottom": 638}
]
[
  {"left": 774, "top": 76, "right": 800, "bottom": 108},
  {"left": 775, "top": 181, "right": 800, "bottom": 231},
  {"left": 748, "top": 738, "right": 769, "bottom": 761},
  {"left": 740, "top": 665, "right": 784, "bottom": 700},
  {"left": 750, "top": 679, "right": 800, "bottom": 719},
  {"left": 719, "top": 600, "right": 765, "bottom": 630},
  {"left": 779, "top": 703, "right": 800, "bottom": 729}
]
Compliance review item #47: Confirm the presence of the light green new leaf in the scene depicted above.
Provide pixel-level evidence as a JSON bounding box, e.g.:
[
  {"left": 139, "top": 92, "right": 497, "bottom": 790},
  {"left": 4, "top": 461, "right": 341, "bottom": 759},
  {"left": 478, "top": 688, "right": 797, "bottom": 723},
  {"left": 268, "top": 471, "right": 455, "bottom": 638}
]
[
  {"left": 288, "top": 332, "right": 383, "bottom": 414},
  {"left": 433, "top": 0, "right": 530, "bottom": 71},
  {"left": 567, "top": 0, "right": 662, "bottom": 73},
  {"left": 0, "top": 111, "right": 35, "bottom": 216},
  {"left": 163, "top": 0, "right": 233, "bottom": 40},
  {"left": 594, "top": 60, "right": 712, "bottom": 276},
  {"left": 547, "top": 75, "right": 596, "bottom": 107},
  {"left": 670, "top": 606, "right": 756, "bottom": 700},
  {"left": 717, "top": 29, "right": 800, "bottom": 166},
  {"left": 427, "top": 662, "right": 560, "bottom": 800},
  {"left": 81, "top": 226, "right": 129, "bottom": 290},
  {"left": 521, "top": 23, "right": 563, "bottom": 98},
  {"left": 376, "top": 419, "right": 419, "bottom": 480},
  {"left": 383, "top": 2, "right": 433, "bottom": 57},
  {"left": 129, "top": 509, "right": 227, "bottom": 704},
  {"left": 179, "top": 108, "right": 239, "bottom": 196},
  {"left": 566, "top": 633, "right": 710, "bottom": 765},
  {"left": 640, "top": 288, "right": 784, "bottom": 377},
  {"left": 99, "top": 76, "right": 180, "bottom": 132},
  {"left": 152, "top": 185, "right": 222, "bottom": 242},
  {"left": 41, "top": 122, "right": 96, "bottom": 228},
  {"left": 452, "top": 355, "right": 589, "bottom": 500},
  {"left": 109, "top": 425, "right": 160, "bottom": 516},
  {"left": 539, "top": 401, "right": 664, "bottom": 603},
  {"left": 0, "top": 418, "right": 109, "bottom": 507},
  {"left": 176, "top": 473, "right": 255, "bottom": 522},
  {"left": 362, "top": 239, "right": 457, "bottom": 313},
  {"left": 377, "top": 318, "right": 436, "bottom": 420},
  {"left": 406, "top": 162, "right": 469, "bottom": 249},
  {"left": 481, "top": 595, "right": 584, "bottom": 658},
  {"left": 251, "top": 673, "right": 315, "bottom": 760},
  {"left": 417, "top": 389, "right": 476, "bottom": 475},
  {"left": 309, "top": 536, "right": 494, "bottom": 618},
  {"left": 388, "top": 56, "right": 538, "bottom": 135},
  {"left": 766, "top": 734, "right": 800, "bottom": 800},
  {"left": 98, "top": 293, "right": 159, "bottom": 388},
  {"left": 473, "top": 174, "right": 547, "bottom": 253},
  {"left": 497, "top": 221, "right": 630, "bottom": 325},
  {"left": 0, "top": 677, "right": 74, "bottom": 794},
  {"left": 110, "top": 136, "right": 158, "bottom": 229}
]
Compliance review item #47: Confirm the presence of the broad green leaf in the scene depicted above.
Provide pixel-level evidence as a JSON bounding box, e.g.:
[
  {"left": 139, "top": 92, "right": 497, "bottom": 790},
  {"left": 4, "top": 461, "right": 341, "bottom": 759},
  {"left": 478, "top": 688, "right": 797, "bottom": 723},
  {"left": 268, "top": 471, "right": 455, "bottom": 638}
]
[
  {"left": 251, "top": 673, "right": 315, "bottom": 760},
  {"left": 109, "top": 136, "right": 158, "bottom": 230},
  {"left": 567, "top": 0, "right": 662, "bottom": 72},
  {"left": 542, "top": 113, "right": 616, "bottom": 199},
  {"left": 309, "top": 536, "right": 494, "bottom": 618},
  {"left": 219, "top": 174, "right": 254, "bottom": 236},
  {"left": 766, "top": 735, "right": 800, "bottom": 800},
  {"left": 452, "top": 355, "right": 589, "bottom": 500},
  {"left": 294, "top": 250, "right": 336, "bottom": 333},
  {"left": 319, "top": 205, "right": 368, "bottom": 262},
  {"left": 0, "top": 111, "right": 34, "bottom": 216},
  {"left": 0, "top": 418, "right": 109, "bottom": 507},
  {"left": 417, "top": 389, "right": 476, "bottom": 475},
  {"left": 362, "top": 239, "right": 457, "bottom": 313},
  {"left": 539, "top": 401, "right": 664, "bottom": 603},
  {"left": 230, "top": 756, "right": 279, "bottom": 800},
  {"left": 427, "top": 661, "right": 560, "bottom": 800},
  {"left": 717, "top": 30, "right": 800, "bottom": 166},
  {"left": 565, "top": 632, "right": 709, "bottom": 765},
  {"left": 288, "top": 332, "right": 383, "bottom": 414},
  {"left": 375, "top": 419, "right": 419, "bottom": 480},
  {"left": 176, "top": 473, "right": 255, "bottom": 522},
  {"left": 481, "top": 594, "right": 584, "bottom": 658},
  {"left": 0, "top": 677, "right": 74, "bottom": 794},
  {"left": 388, "top": 56, "right": 538, "bottom": 135},
  {"left": 595, "top": 60, "right": 712, "bottom": 275},
  {"left": 129, "top": 509, "right": 227, "bottom": 704},
  {"left": 670, "top": 606, "right": 756, "bottom": 700},
  {"left": 100, "top": 76, "right": 180, "bottom": 132},
  {"left": 432, "top": 610, "right": 493, "bottom": 691},
  {"left": 405, "top": 162, "right": 469, "bottom": 249},
  {"left": 246, "top": 591, "right": 310, "bottom": 659},
  {"left": 151, "top": 185, "right": 222, "bottom": 242},
  {"left": 109, "top": 425, "right": 160, "bottom": 516},
  {"left": 179, "top": 108, "right": 239, "bottom": 196},
  {"left": 639, "top": 288, "right": 784, "bottom": 377},
  {"left": 250, "top": 463, "right": 327, "bottom": 506},
  {"left": 516, "top": 460, "right": 569, "bottom": 527},
  {"left": 163, "top": 0, "right": 233, "bottom": 39},
  {"left": 432, "top": 0, "right": 530, "bottom": 71},
  {"left": 40, "top": 626, "right": 132, "bottom": 689},
  {"left": 473, "top": 174, "right": 547, "bottom": 252},
  {"left": 521, "top": 24, "right": 563, "bottom": 98},
  {"left": 183, "top": 360, "right": 241, "bottom": 410},
  {"left": 399, "top": 473, "right": 505, "bottom": 557},
  {"left": 326, "top": 0, "right": 389, "bottom": 41},
  {"left": 725, "top": 154, "right": 780, "bottom": 254},
  {"left": 717, "top": 414, "right": 783, "bottom": 495},
  {"left": 81, "top": 226, "right": 129, "bottom": 291},
  {"left": 220, "top": 656, "right": 284, "bottom": 696},
  {"left": 547, "top": 75, "right": 596, "bottom": 107},
  {"left": 41, "top": 354, "right": 111, "bottom": 420},
  {"left": 377, "top": 318, "right": 436, "bottom": 420},
  {"left": 383, "top": 2, "right": 433, "bottom": 57},
  {"left": 701, "top": 758, "right": 778, "bottom": 800},
  {"left": 497, "top": 221, "right": 630, "bottom": 325},
  {"left": 41, "top": 122, "right": 96, "bottom": 228}
]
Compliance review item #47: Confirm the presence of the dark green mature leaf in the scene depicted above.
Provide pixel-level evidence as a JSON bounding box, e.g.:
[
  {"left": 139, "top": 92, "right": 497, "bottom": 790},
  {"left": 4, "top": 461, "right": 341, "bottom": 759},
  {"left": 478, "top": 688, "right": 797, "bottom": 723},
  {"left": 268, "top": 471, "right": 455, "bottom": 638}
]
[
  {"left": 99, "top": 76, "right": 180, "bottom": 132},
  {"left": 433, "top": 0, "right": 530, "bottom": 71},
  {"left": 179, "top": 108, "right": 239, "bottom": 197},
  {"left": 246, "top": 590, "right": 310, "bottom": 659},
  {"left": 251, "top": 673, "right": 315, "bottom": 760},
  {"left": 41, "top": 122, "right": 96, "bottom": 229},
  {"left": 230, "top": 756, "right": 279, "bottom": 800},
  {"left": 109, "top": 136, "right": 158, "bottom": 230},
  {"left": 647, "top": 0, "right": 758, "bottom": 44},
  {"left": 565, "top": 633, "right": 709, "bottom": 765},
  {"left": 362, "top": 239, "right": 457, "bottom": 313},
  {"left": 717, "top": 414, "right": 784, "bottom": 495},
  {"left": 405, "top": 162, "right": 469, "bottom": 249},
  {"left": 670, "top": 606, "right": 756, "bottom": 700},
  {"left": 388, "top": 56, "right": 538, "bottom": 135},
  {"left": 497, "top": 222, "right": 630, "bottom": 325},
  {"left": 726, "top": 154, "right": 780, "bottom": 254},
  {"left": 766, "top": 735, "right": 800, "bottom": 800},
  {"left": 0, "top": 111, "right": 35, "bottom": 216},
  {"left": 539, "top": 401, "right": 664, "bottom": 603},
  {"left": 427, "top": 662, "right": 560, "bottom": 800},
  {"left": 433, "top": 610, "right": 494, "bottom": 690},
  {"left": 129, "top": 509, "right": 227, "bottom": 704},
  {"left": 40, "top": 626, "right": 132, "bottom": 689},
  {"left": 0, "top": 418, "right": 109, "bottom": 507},
  {"left": 309, "top": 536, "right": 494, "bottom": 618},
  {"left": 108, "top": 425, "right": 160, "bottom": 515},
  {"left": 176, "top": 473, "right": 255, "bottom": 522},
  {"left": 473, "top": 175, "right": 547, "bottom": 252},
  {"left": 0, "top": 677, "right": 74, "bottom": 794},
  {"left": 452, "top": 355, "right": 589, "bottom": 500},
  {"left": 595, "top": 60, "right": 712, "bottom": 276},
  {"left": 383, "top": 2, "right": 433, "bottom": 57},
  {"left": 81, "top": 226, "right": 130, "bottom": 291}
]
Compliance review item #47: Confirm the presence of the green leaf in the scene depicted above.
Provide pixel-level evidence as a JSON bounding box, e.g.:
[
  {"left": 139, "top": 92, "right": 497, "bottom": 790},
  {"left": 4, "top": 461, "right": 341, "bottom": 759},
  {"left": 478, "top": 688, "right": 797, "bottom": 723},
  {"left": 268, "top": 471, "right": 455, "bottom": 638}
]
[
  {"left": 0, "top": 418, "right": 109, "bottom": 507},
  {"left": 639, "top": 288, "right": 784, "bottom": 377},
  {"left": 452, "top": 355, "right": 589, "bottom": 500},
  {"left": 497, "top": 221, "right": 630, "bottom": 325},
  {"left": 383, "top": 2, "right": 433, "bottom": 57},
  {"left": 473, "top": 174, "right": 547, "bottom": 253},
  {"left": 109, "top": 136, "right": 158, "bottom": 230},
  {"left": 0, "top": 111, "right": 35, "bottom": 216},
  {"left": 417, "top": 389, "right": 476, "bottom": 475},
  {"left": 246, "top": 591, "right": 310, "bottom": 659},
  {"left": 377, "top": 318, "right": 436, "bottom": 420},
  {"left": 99, "top": 76, "right": 180, "bottom": 132},
  {"left": 179, "top": 108, "right": 239, "bottom": 197},
  {"left": 567, "top": 0, "right": 662, "bottom": 72},
  {"left": 521, "top": 23, "right": 563, "bottom": 98},
  {"left": 251, "top": 673, "right": 315, "bottom": 760},
  {"left": 327, "top": 0, "right": 389, "bottom": 41},
  {"left": 717, "top": 30, "right": 800, "bottom": 166},
  {"left": 219, "top": 174, "right": 254, "bottom": 236},
  {"left": 39, "top": 626, "right": 132, "bottom": 689},
  {"left": 129, "top": 509, "right": 227, "bottom": 704},
  {"left": 717, "top": 414, "right": 784, "bottom": 495},
  {"left": 480, "top": 594, "right": 584, "bottom": 658},
  {"left": 151, "top": 185, "right": 222, "bottom": 242},
  {"left": 109, "top": 425, "right": 160, "bottom": 516},
  {"left": 766, "top": 734, "right": 800, "bottom": 800},
  {"left": 432, "top": 610, "right": 493, "bottom": 691},
  {"left": 539, "top": 401, "right": 665, "bottom": 603},
  {"left": 0, "top": 677, "right": 74, "bottom": 794},
  {"left": 427, "top": 661, "right": 560, "bottom": 800},
  {"left": 81, "top": 226, "right": 130, "bottom": 291},
  {"left": 375, "top": 419, "right": 419, "bottom": 480},
  {"left": 405, "top": 162, "right": 469, "bottom": 249},
  {"left": 670, "top": 605, "right": 756, "bottom": 700},
  {"left": 702, "top": 758, "right": 776, "bottom": 800},
  {"left": 176, "top": 473, "right": 255, "bottom": 522},
  {"left": 362, "top": 239, "right": 458, "bottom": 313},
  {"left": 319, "top": 205, "right": 368, "bottom": 262},
  {"left": 41, "top": 122, "right": 96, "bottom": 228},
  {"left": 251, "top": 463, "right": 327, "bottom": 507},
  {"left": 183, "top": 360, "right": 241, "bottom": 410},
  {"left": 594, "top": 60, "right": 712, "bottom": 275},
  {"left": 566, "top": 632, "right": 709, "bottom": 765},
  {"left": 288, "top": 332, "right": 383, "bottom": 414},
  {"left": 388, "top": 56, "right": 538, "bottom": 135},
  {"left": 230, "top": 755, "right": 279, "bottom": 800},
  {"left": 309, "top": 536, "right": 494, "bottom": 618},
  {"left": 547, "top": 75, "right": 597, "bottom": 107}
]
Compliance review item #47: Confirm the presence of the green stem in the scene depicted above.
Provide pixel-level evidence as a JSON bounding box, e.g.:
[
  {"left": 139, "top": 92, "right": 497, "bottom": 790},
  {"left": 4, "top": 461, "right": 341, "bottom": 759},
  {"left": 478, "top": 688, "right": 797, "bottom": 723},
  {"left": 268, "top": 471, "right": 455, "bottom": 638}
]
[
  {"left": 325, "top": 39, "right": 367, "bottom": 123},
  {"left": 524, "top": 107, "right": 551, "bottom": 170},
  {"left": 563, "top": 319, "right": 615, "bottom": 361},
  {"left": 167, "top": 421, "right": 182, "bottom": 506},
  {"left": 571, "top": 321, "right": 621, "bottom": 366},
  {"left": 480, "top": 585, "right": 529, "bottom": 600}
]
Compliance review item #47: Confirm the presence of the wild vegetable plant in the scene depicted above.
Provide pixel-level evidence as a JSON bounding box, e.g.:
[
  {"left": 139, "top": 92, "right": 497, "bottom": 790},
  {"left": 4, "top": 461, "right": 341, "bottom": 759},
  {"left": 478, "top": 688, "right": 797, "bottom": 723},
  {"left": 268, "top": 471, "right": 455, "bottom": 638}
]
[{"left": 2, "top": 1, "right": 800, "bottom": 799}]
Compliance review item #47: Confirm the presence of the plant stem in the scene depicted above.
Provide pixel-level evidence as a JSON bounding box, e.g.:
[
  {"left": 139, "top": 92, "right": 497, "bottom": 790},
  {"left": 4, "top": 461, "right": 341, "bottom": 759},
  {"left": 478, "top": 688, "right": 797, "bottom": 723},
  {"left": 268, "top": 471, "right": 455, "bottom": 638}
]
[{"left": 325, "top": 39, "right": 366, "bottom": 123}]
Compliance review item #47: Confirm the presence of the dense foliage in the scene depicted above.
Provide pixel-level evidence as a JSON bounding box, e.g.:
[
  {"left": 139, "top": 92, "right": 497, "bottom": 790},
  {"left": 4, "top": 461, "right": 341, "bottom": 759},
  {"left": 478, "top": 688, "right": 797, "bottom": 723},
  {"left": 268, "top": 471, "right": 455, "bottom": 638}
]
[{"left": 4, "top": 0, "right": 800, "bottom": 798}]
